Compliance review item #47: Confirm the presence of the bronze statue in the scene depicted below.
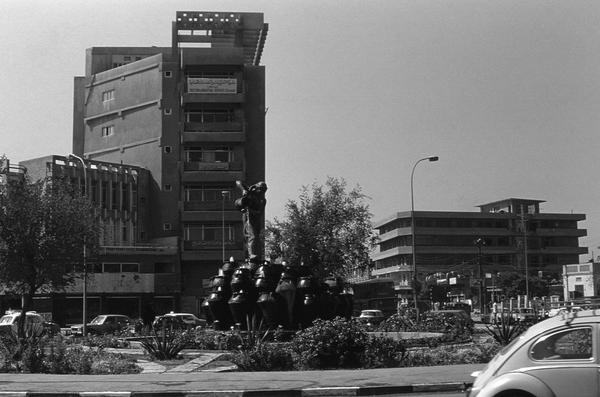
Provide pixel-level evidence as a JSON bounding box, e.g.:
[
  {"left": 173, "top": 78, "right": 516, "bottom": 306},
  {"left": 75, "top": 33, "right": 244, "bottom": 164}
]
[{"left": 235, "top": 180, "right": 267, "bottom": 264}]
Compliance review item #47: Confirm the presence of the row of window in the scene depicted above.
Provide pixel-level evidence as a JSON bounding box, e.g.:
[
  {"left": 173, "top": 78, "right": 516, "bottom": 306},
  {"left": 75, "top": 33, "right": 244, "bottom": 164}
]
[
  {"left": 185, "top": 147, "right": 234, "bottom": 163},
  {"left": 86, "top": 262, "right": 175, "bottom": 274},
  {"left": 379, "top": 218, "right": 579, "bottom": 235}
]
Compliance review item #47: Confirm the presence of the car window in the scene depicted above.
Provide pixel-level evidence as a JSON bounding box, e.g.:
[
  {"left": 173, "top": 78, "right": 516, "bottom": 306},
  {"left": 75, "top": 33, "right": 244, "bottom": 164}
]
[
  {"left": 90, "top": 316, "right": 105, "bottom": 324},
  {"left": 531, "top": 327, "right": 593, "bottom": 360}
]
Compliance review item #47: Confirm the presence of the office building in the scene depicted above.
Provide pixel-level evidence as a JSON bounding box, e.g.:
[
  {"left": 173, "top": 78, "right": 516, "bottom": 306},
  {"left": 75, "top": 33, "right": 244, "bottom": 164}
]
[{"left": 371, "top": 198, "right": 587, "bottom": 303}]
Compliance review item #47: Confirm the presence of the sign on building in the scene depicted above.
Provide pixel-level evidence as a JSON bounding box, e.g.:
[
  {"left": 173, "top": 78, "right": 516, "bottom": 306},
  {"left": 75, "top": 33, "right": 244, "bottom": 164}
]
[{"left": 187, "top": 78, "right": 237, "bottom": 94}]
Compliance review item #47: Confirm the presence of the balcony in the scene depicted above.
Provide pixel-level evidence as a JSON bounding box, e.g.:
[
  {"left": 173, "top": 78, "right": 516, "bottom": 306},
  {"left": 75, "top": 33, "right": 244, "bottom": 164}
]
[
  {"left": 184, "top": 121, "right": 244, "bottom": 132},
  {"left": 183, "top": 240, "right": 242, "bottom": 251},
  {"left": 184, "top": 160, "right": 243, "bottom": 172},
  {"left": 183, "top": 200, "right": 237, "bottom": 211},
  {"left": 183, "top": 130, "right": 245, "bottom": 144},
  {"left": 182, "top": 92, "right": 244, "bottom": 104}
]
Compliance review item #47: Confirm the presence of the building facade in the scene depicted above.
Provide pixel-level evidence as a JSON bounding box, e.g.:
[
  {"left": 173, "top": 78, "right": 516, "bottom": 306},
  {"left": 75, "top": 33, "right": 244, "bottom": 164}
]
[
  {"left": 370, "top": 198, "right": 587, "bottom": 305},
  {"left": 5, "top": 11, "right": 268, "bottom": 324}
]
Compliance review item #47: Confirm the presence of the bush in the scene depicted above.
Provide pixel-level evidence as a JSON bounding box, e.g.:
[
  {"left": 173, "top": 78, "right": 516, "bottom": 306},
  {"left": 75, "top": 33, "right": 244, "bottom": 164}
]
[
  {"left": 229, "top": 342, "right": 294, "bottom": 371},
  {"left": 140, "top": 328, "right": 193, "bottom": 360},
  {"left": 291, "top": 317, "right": 369, "bottom": 369},
  {"left": 81, "top": 334, "right": 130, "bottom": 349},
  {"left": 91, "top": 354, "right": 141, "bottom": 374},
  {"left": 403, "top": 341, "right": 500, "bottom": 367},
  {"left": 483, "top": 314, "right": 527, "bottom": 346},
  {"left": 361, "top": 336, "right": 406, "bottom": 368}
]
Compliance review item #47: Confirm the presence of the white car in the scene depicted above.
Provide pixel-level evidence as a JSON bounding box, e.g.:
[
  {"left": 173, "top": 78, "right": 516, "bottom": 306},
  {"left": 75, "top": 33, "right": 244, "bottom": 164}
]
[
  {"left": 0, "top": 310, "right": 60, "bottom": 335},
  {"left": 153, "top": 312, "right": 206, "bottom": 329},
  {"left": 468, "top": 309, "right": 600, "bottom": 397}
]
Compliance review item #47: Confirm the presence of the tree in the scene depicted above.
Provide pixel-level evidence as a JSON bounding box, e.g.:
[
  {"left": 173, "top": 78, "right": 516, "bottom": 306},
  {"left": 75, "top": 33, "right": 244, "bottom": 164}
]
[
  {"left": 0, "top": 176, "right": 99, "bottom": 337},
  {"left": 265, "top": 177, "right": 376, "bottom": 279},
  {"left": 495, "top": 271, "right": 556, "bottom": 298}
]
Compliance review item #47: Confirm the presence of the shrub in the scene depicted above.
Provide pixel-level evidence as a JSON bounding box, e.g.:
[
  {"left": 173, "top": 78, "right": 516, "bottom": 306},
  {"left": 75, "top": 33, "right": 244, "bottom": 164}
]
[
  {"left": 229, "top": 342, "right": 294, "bottom": 371},
  {"left": 403, "top": 341, "right": 500, "bottom": 367},
  {"left": 82, "top": 334, "right": 130, "bottom": 349},
  {"left": 140, "top": 328, "right": 192, "bottom": 360},
  {"left": 91, "top": 354, "right": 141, "bottom": 374},
  {"left": 361, "top": 336, "right": 406, "bottom": 368},
  {"left": 483, "top": 314, "right": 527, "bottom": 346},
  {"left": 291, "top": 317, "right": 368, "bottom": 369}
]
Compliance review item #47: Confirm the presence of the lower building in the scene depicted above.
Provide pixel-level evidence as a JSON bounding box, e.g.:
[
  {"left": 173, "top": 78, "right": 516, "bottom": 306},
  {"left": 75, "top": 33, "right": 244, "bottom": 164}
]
[
  {"left": 563, "top": 262, "right": 600, "bottom": 301},
  {"left": 370, "top": 198, "right": 587, "bottom": 308}
]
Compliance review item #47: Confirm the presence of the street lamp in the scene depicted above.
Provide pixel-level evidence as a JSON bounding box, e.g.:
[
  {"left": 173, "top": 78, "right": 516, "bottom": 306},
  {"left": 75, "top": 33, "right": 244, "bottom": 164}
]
[
  {"left": 475, "top": 237, "right": 486, "bottom": 314},
  {"left": 69, "top": 153, "right": 88, "bottom": 337},
  {"left": 410, "top": 156, "right": 439, "bottom": 314},
  {"left": 221, "top": 190, "right": 230, "bottom": 263}
]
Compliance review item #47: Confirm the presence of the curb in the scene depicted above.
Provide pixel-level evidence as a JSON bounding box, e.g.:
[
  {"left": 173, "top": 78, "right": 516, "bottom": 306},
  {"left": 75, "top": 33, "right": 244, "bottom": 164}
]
[{"left": 0, "top": 382, "right": 472, "bottom": 396}]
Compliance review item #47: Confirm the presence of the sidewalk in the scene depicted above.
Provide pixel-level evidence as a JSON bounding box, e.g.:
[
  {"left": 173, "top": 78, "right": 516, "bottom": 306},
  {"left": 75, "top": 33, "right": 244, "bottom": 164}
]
[{"left": 0, "top": 363, "right": 482, "bottom": 396}]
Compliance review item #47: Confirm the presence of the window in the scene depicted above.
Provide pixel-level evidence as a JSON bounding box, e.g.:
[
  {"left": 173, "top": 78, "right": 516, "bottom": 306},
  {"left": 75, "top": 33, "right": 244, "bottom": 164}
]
[
  {"left": 103, "top": 263, "right": 120, "bottom": 273},
  {"left": 164, "top": 184, "right": 172, "bottom": 191},
  {"left": 185, "top": 186, "right": 231, "bottom": 202},
  {"left": 155, "top": 263, "right": 175, "bottom": 273},
  {"left": 102, "top": 89, "right": 115, "bottom": 102},
  {"left": 185, "top": 109, "right": 234, "bottom": 123},
  {"left": 164, "top": 108, "right": 172, "bottom": 115},
  {"left": 121, "top": 263, "right": 139, "bottom": 272},
  {"left": 531, "top": 327, "right": 593, "bottom": 360},
  {"left": 101, "top": 125, "right": 114, "bottom": 137},
  {"left": 164, "top": 71, "right": 172, "bottom": 78},
  {"left": 184, "top": 224, "right": 234, "bottom": 242},
  {"left": 163, "top": 223, "right": 172, "bottom": 231},
  {"left": 100, "top": 263, "right": 139, "bottom": 273},
  {"left": 164, "top": 146, "right": 172, "bottom": 154},
  {"left": 185, "top": 147, "right": 233, "bottom": 163}
]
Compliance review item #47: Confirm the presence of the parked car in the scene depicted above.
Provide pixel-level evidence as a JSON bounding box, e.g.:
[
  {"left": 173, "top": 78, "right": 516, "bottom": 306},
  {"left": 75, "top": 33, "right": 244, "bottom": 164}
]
[
  {"left": 467, "top": 308, "right": 600, "bottom": 397},
  {"left": 357, "top": 309, "right": 385, "bottom": 327},
  {"left": 70, "top": 314, "right": 132, "bottom": 336},
  {"left": 0, "top": 311, "right": 60, "bottom": 336},
  {"left": 152, "top": 312, "right": 206, "bottom": 331}
]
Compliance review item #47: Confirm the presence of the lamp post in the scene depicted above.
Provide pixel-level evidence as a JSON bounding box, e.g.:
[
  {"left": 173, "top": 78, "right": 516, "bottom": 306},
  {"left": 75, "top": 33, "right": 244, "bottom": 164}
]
[
  {"left": 410, "top": 156, "right": 439, "bottom": 314},
  {"left": 475, "top": 237, "right": 486, "bottom": 314},
  {"left": 69, "top": 153, "right": 87, "bottom": 337},
  {"left": 221, "top": 190, "right": 229, "bottom": 263}
]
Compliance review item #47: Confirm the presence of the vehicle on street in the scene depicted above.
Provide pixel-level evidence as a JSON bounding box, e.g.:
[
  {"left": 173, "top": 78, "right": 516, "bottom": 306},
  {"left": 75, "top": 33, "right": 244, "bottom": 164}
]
[
  {"left": 0, "top": 311, "right": 60, "bottom": 335},
  {"left": 70, "top": 314, "right": 132, "bottom": 335},
  {"left": 357, "top": 309, "right": 385, "bottom": 327},
  {"left": 467, "top": 308, "right": 600, "bottom": 397},
  {"left": 152, "top": 312, "right": 206, "bottom": 331}
]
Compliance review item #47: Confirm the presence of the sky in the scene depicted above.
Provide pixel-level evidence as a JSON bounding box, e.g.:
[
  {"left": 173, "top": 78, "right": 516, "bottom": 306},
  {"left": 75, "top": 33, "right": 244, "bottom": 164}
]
[{"left": 1, "top": 0, "right": 599, "bottom": 261}]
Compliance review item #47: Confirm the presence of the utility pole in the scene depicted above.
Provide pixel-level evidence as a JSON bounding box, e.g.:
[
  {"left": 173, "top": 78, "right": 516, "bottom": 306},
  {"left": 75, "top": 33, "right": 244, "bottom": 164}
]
[
  {"left": 475, "top": 238, "right": 486, "bottom": 314},
  {"left": 519, "top": 205, "right": 529, "bottom": 298}
]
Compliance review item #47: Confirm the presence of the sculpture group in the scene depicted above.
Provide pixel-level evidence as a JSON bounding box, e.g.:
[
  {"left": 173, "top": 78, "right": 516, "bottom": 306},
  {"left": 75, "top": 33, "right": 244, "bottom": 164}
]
[{"left": 201, "top": 181, "right": 353, "bottom": 330}]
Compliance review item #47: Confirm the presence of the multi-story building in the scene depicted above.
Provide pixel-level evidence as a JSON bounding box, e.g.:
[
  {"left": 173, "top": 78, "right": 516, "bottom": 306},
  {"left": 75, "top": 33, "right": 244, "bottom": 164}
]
[
  {"left": 5, "top": 11, "right": 268, "bottom": 324},
  {"left": 370, "top": 198, "right": 587, "bottom": 305}
]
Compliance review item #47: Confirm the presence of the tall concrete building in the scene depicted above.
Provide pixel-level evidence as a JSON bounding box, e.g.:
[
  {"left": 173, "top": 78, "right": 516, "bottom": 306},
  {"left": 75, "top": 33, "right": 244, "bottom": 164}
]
[
  {"left": 71, "top": 11, "right": 268, "bottom": 316},
  {"left": 370, "top": 198, "right": 587, "bottom": 304},
  {"left": 2, "top": 11, "right": 268, "bottom": 323}
]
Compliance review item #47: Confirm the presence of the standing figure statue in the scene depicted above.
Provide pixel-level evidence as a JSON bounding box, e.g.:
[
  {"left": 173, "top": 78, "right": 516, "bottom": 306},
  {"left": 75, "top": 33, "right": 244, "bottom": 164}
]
[{"left": 235, "top": 180, "right": 267, "bottom": 264}]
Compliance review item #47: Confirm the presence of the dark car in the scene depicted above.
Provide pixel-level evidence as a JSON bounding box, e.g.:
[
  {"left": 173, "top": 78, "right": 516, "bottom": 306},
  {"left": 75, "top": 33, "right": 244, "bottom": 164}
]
[
  {"left": 0, "top": 311, "right": 60, "bottom": 336},
  {"left": 70, "top": 314, "right": 132, "bottom": 335}
]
